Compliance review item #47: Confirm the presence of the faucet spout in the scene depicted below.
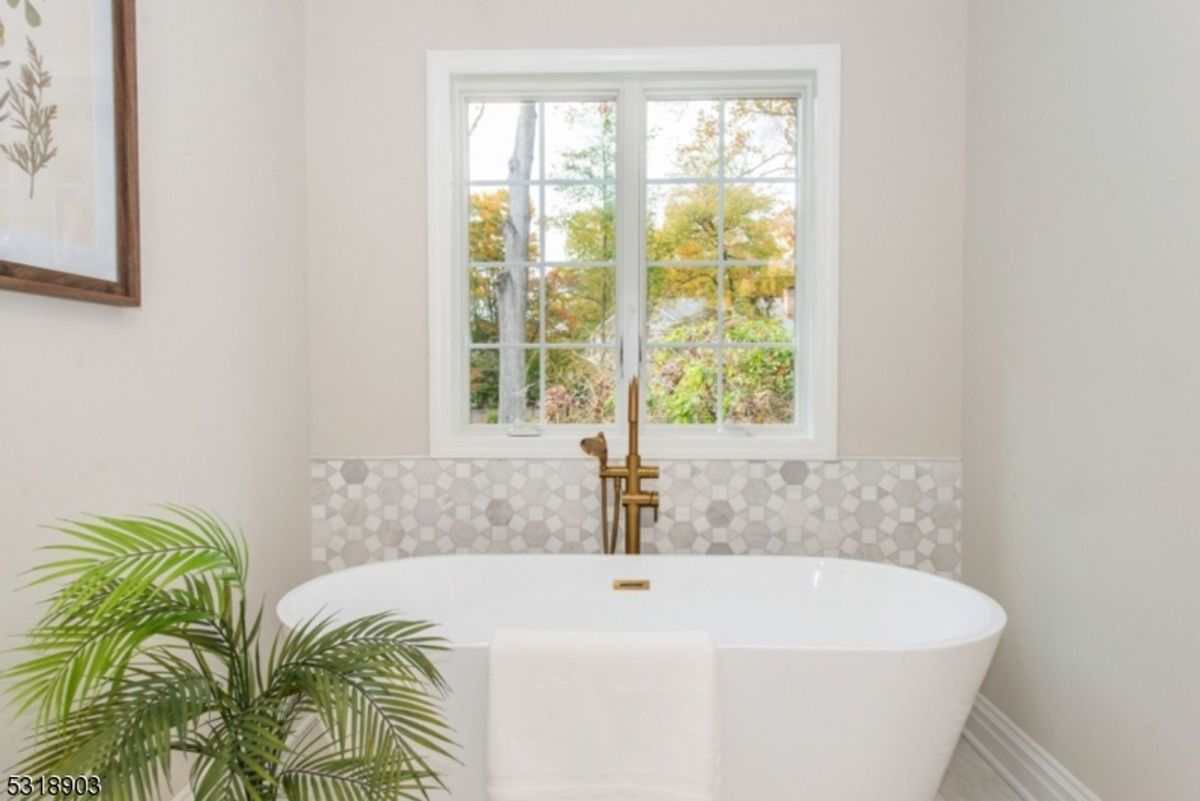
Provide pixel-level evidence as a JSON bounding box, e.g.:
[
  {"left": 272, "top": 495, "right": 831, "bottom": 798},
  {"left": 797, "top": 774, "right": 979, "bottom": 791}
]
[
  {"left": 581, "top": 379, "right": 659, "bottom": 554},
  {"left": 620, "top": 378, "right": 659, "bottom": 554}
]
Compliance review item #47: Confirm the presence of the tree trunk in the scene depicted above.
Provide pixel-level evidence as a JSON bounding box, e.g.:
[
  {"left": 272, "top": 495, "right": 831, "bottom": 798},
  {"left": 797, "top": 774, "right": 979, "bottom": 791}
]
[{"left": 498, "top": 102, "right": 537, "bottom": 424}]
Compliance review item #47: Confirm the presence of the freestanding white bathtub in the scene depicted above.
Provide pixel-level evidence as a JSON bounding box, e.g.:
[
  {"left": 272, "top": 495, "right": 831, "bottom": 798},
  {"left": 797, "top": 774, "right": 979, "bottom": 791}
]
[{"left": 278, "top": 555, "right": 1005, "bottom": 801}]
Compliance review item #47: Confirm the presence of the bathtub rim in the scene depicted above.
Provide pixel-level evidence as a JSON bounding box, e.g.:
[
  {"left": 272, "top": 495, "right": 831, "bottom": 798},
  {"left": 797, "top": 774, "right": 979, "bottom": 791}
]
[{"left": 278, "top": 554, "right": 1007, "bottom": 653}]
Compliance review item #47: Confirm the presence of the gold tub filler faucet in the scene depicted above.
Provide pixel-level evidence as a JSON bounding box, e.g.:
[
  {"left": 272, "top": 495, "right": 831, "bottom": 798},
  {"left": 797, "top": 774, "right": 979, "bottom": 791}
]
[{"left": 580, "top": 377, "right": 659, "bottom": 554}]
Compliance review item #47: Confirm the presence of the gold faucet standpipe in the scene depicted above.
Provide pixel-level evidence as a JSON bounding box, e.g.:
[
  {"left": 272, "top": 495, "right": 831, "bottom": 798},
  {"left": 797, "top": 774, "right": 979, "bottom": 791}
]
[{"left": 579, "top": 378, "right": 659, "bottom": 554}]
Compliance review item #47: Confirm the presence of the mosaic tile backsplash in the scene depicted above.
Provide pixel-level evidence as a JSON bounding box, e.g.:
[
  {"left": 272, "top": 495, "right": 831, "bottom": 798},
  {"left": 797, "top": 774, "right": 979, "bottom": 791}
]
[{"left": 311, "top": 458, "right": 962, "bottom": 578}]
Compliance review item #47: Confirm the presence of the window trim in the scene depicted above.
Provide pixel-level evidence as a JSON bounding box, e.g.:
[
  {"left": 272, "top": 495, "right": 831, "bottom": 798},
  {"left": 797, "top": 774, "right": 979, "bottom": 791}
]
[{"left": 428, "top": 46, "right": 840, "bottom": 459}]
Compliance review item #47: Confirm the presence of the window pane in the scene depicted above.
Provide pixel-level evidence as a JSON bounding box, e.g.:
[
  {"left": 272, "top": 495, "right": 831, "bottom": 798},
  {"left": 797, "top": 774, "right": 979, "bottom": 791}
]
[
  {"left": 725, "top": 98, "right": 798, "bottom": 179},
  {"left": 722, "top": 182, "right": 796, "bottom": 261},
  {"left": 470, "top": 348, "right": 540, "bottom": 425},
  {"left": 647, "top": 184, "right": 719, "bottom": 261},
  {"left": 544, "top": 101, "right": 617, "bottom": 181},
  {"left": 723, "top": 348, "right": 794, "bottom": 424},
  {"left": 647, "top": 266, "right": 717, "bottom": 343},
  {"left": 646, "top": 347, "right": 717, "bottom": 424},
  {"left": 646, "top": 99, "right": 720, "bottom": 179},
  {"left": 469, "top": 187, "right": 538, "bottom": 262},
  {"left": 545, "top": 184, "right": 615, "bottom": 262},
  {"left": 470, "top": 266, "right": 539, "bottom": 344},
  {"left": 546, "top": 266, "right": 616, "bottom": 343},
  {"left": 468, "top": 102, "right": 541, "bottom": 182},
  {"left": 724, "top": 265, "right": 794, "bottom": 343},
  {"left": 546, "top": 349, "right": 616, "bottom": 424}
]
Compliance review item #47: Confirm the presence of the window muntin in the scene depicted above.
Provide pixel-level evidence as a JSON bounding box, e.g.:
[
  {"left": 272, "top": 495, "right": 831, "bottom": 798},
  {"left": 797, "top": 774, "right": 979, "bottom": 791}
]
[
  {"left": 643, "top": 96, "right": 801, "bottom": 427},
  {"left": 466, "top": 99, "right": 619, "bottom": 427}
]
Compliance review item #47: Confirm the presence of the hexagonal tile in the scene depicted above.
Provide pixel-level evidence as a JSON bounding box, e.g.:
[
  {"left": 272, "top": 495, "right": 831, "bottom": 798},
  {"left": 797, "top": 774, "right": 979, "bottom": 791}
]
[
  {"left": 668, "top": 523, "right": 697, "bottom": 548},
  {"left": 378, "top": 479, "right": 406, "bottom": 506},
  {"left": 817, "top": 521, "right": 843, "bottom": 549},
  {"left": 780, "top": 498, "right": 808, "bottom": 527},
  {"left": 705, "top": 462, "right": 734, "bottom": 484},
  {"left": 931, "top": 501, "right": 961, "bottom": 527},
  {"left": 558, "top": 499, "right": 587, "bottom": 527},
  {"left": 520, "top": 478, "right": 550, "bottom": 507},
  {"left": 311, "top": 478, "right": 334, "bottom": 504},
  {"left": 931, "top": 461, "right": 960, "bottom": 487},
  {"left": 414, "top": 499, "right": 441, "bottom": 525},
  {"left": 339, "top": 499, "right": 368, "bottom": 526},
  {"left": 340, "top": 540, "right": 370, "bottom": 566},
  {"left": 742, "top": 478, "right": 771, "bottom": 505},
  {"left": 449, "top": 521, "right": 478, "bottom": 547},
  {"left": 892, "top": 523, "right": 921, "bottom": 550},
  {"left": 340, "top": 460, "right": 369, "bottom": 484},
  {"left": 855, "top": 543, "right": 884, "bottom": 563},
  {"left": 892, "top": 479, "right": 922, "bottom": 507},
  {"left": 523, "top": 521, "right": 551, "bottom": 547},
  {"left": 931, "top": 543, "right": 960, "bottom": 572},
  {"left": 817, "top": 478, "right": 846, "bottom": 507},
  {"left": 485, "top": 461, "right": 515, "bottom": 483},
  {"left": 780, "top": 461, "right": 810, "bottom": 485},
  {"left": 485, "top": 499, "right": 513, "bottom": 525},
  {"left": 448, "top": 478, "right": 475, "bottom": 504},
  {"left": 741, "top": 521, "right": 773, "bottom": 549},
  {"left": 854, "top": 500, "right": 885, "bottom": 529},
  {"left": 705, "top": 500, "right": 734, "bottom": 527}
]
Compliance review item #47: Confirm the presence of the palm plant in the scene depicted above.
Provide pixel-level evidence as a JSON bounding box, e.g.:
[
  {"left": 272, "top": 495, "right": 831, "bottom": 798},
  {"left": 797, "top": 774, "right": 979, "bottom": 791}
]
[{"left": 3, "top": 506, "right": 452, "bottom": 800}]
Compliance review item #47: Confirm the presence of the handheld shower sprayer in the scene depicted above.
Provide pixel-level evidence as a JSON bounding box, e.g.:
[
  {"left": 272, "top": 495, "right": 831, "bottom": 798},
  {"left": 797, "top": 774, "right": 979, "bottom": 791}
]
[
  {"left": 580, "top": 432, "right": 609, "bottom": 468},
  {"left": 580, "top": 432, "right": 621, "bottom": 553}
]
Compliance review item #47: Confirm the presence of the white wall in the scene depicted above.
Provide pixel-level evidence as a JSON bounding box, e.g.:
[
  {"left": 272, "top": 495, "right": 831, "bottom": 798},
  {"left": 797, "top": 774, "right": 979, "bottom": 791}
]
[
  {"left": 305, "top": 0, "right": 967, "bottom": 459},
  {"left": 964, "top": 1, "right": 1200, "bottom": 798},
  {"left": 0, "top": 0, "right": 311, "bottom": 771}
]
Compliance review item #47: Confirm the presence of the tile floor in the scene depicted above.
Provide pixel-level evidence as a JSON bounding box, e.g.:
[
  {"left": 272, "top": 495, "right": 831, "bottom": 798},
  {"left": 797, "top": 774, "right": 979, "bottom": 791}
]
[{"left": 938, "top": 739, "right": 1024, "bottom": 801}]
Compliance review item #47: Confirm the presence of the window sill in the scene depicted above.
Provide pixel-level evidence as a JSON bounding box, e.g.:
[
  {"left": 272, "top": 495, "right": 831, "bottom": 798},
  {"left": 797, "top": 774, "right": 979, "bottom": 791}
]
[{"left": 430, "top": 427, "right": 836, "bottom": 460}]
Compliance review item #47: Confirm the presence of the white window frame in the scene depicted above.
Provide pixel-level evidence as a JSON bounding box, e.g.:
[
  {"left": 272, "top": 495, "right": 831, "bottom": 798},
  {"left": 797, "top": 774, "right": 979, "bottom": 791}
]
[{"left": 428, "top": 46, "right": 840, "bottom": 459}]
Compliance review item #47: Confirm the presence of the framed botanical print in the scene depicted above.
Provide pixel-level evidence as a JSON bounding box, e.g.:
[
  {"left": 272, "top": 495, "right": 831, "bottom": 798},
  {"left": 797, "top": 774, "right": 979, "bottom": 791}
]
[{"left": 0, "top": 0, "right": 138, "bottom": 305}]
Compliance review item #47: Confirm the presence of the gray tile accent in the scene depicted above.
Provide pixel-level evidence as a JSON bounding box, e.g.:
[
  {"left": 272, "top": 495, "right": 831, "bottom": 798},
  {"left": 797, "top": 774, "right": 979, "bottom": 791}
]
[{"left": 311, "top": 458, "right": 962, "bottom": 578}]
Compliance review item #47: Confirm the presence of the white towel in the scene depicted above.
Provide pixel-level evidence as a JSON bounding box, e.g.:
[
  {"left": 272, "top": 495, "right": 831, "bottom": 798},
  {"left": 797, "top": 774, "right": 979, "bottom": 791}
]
[{"left": 487, "top": 629, "right": 719, "bottom": 801}]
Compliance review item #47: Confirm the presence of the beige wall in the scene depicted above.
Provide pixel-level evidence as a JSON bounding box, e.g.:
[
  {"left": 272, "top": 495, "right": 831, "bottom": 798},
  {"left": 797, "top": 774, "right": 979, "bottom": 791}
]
[
  {"left": 305, "top": 0, "right": 966, "bottom": 458},
  {"left": 964, "top": 1, "right": 1200, "bottom": 798},
  {"left": 0, "top": 0, "right": 311, "bottom": 769}
]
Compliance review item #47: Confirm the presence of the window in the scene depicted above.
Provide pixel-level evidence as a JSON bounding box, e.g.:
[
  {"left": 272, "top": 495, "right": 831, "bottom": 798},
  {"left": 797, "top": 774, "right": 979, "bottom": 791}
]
[{"left": 428, "top": 47, "right": 840, "bottom": 458}]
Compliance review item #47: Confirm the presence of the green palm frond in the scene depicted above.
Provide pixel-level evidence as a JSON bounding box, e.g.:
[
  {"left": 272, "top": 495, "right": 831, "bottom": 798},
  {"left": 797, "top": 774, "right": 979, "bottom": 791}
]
[
  {"left": 6, "top": 583, "right": 229, "bottom": 726},
  {"left": 22, "top": 663, "right": 219, "bottom": 801},
  {"left": 280, "top": 728, "right": 439, "bottom": 801},
  {"left": 191, "top": 708, "right": 291, "bottom": 801},
  {"left": 268, "top": 614, "right": 454, "bottom": 798},
  {"left": 3, "top": 507, "right": 453, "bottom": 801},
  {"left": 33, "top": 505, "right": 247, "bottom": 618}
]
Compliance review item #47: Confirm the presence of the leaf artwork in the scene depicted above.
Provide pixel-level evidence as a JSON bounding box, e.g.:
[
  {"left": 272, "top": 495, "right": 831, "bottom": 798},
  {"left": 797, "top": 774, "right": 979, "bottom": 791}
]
[
  {"left": 6, "top": 0, "right": 41, "bottom": 28},
  {"left": 1, "top": 36, "right": 57, "bottom": 198}
]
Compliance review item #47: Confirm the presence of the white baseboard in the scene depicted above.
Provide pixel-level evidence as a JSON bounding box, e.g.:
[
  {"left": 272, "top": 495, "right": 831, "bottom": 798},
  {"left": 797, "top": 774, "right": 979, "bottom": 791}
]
[{"left": 965, "top": 695, "right": 1103, "bottom": 801}]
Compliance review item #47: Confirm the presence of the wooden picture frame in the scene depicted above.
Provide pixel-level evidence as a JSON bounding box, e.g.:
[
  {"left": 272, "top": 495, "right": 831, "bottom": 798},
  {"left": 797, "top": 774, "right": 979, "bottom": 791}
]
[{"left": 0, "top": 0, "right": 139, "bottom": 306}]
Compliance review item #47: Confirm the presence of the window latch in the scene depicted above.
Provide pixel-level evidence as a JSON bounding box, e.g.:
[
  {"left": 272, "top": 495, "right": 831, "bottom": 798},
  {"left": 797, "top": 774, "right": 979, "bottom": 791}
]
[
  {"left": 714, "top": 424, "right": 751, "bottom": 437},
  {"left": 506, "top": 422, "right": 542, "bottom": 437}
]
